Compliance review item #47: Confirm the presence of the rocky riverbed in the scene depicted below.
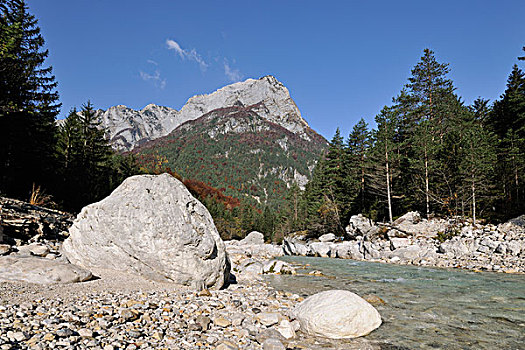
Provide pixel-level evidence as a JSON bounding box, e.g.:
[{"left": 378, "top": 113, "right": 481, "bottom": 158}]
[{"left": 0, "top": 264, "right": 396, "bottom": 350}]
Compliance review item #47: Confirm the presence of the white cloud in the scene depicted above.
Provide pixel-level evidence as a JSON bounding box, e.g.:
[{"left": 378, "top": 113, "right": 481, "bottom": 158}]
[
  {"left": 147, "top": 59, "right": 158, "bottom": 66},
  {"left": 166, "top": 39, "right": 208, "bottom": 71},
  {"left": 140, "top": 69, "right": 166, "bottom": 89},
  {"left": 224, "top": 59, "right": 243, "bottom": 82}
]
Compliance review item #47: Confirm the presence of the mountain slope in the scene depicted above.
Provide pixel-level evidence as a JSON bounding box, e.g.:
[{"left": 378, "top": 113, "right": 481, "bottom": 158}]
[
  {"left": 98, "top": 76, "right": 312, "bottom": 151},
  {"left": 132, "top": 104, "right": 327, "bottom": 206}
]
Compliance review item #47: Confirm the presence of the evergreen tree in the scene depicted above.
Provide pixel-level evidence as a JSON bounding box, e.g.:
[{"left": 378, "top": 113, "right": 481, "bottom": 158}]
[
  {"left": 368, "top": 106, "right": 402, "bottom": 223},
  {"left": 346, "top": 118, "right": 370, "bottom": 214},
  {"left": 403, "top": 48, "right": 456, "bottom": 217},
  {"left": 0, "top": 0, "right": 60, "bottom": 198},
  {"left": 57, "top": 102, "right": 140, "bottom": 210},
  {"left": 488, "top": 64, "right": 525, "bottom": 218},
  {"left": 457, "top": 119, "right": 496, "bottom": 223}
]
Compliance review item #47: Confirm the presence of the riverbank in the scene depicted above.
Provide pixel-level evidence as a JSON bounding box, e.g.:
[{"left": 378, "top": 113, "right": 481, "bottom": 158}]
[{"left": 283, "top": 212, "right": 525, "bottom": 274}]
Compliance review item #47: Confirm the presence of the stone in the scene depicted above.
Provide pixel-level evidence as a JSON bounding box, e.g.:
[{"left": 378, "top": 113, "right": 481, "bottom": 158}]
[
  {"left": 388, "top": 245, "right": 422, "bottom": 260},
  {"left": 507, "top": 240, "right": 522, "bottom": 256},
  {"left": 310, "top": 242, "right": 331, "bottom": 258},
  {"left": 390, "top": 238, "right": 410, "bottom": 250},
  {"left": 213, "top": 316, "right": 231, "bottom": 328},
  {"left": 0, "top": 244, "right": 11, "bottom": 255},
  {"left": 78, "top": 328, "right": 93, "bottom": 338},
  {"left": 333, "top": 241, "right": 363, "bottom": 260},
  {"left": 362, "top": 241, "right": 381, "bottom": 259},
  {"left": 215, "top": 340, "right": 238, "bottom": 350},
  {"left": 346, "top": 214, "right": 375, "bottom": 237},
  {"left": 12, "top": 331, "right": 28, "bottom": 341},
  {"left": 239, "top": 231, "right": 265, "bottom": 245},
  {"left": 438, "top": 238, "right": 476, "bottom": 257},
  {"left": 28, "top": 243, "right": 50, "bottom": 257},
  {"left": 394, "top": 211, "right": 421, "bottom": 226},
  {"left": 495, "top": 243, "right": 507, "bottom": 254},
  {"left": 62, "top": 174, "right": 230, "bottom": 290},
  {"left": 255, "top": 312, "right": 281, "bottom": 326},
  {"left": 282, "top": 238, "right": 310, "bottom": 256},
  {"left": 262, "top": 338, "right": 286, "bottom": 350},
  {"left": 242, "top": 261, "right": 264, "bottom": 275},
  {"left": 294, "top": 290, "right": 381, "bottom": 339},
  {"left": 498, "top": 215, "right": 525, "bottom": 237},
  {"left": 318, "top": 233, "right": 336, "bottom": 242},
  {"left": 263, "top": 260, "right": 285, "bottom": 274},
  {"left": 275, "top": 319, "right": 295, "bottom": 339},
  {"left": 0, "top": 256, "right": 92, "bottom": 284}
]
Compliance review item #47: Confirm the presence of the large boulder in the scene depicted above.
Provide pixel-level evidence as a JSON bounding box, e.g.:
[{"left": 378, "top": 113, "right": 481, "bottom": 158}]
[
  {"left": 294, "top": 290, "right": 381, "bottom": 339},
  {"left": 393, "top": 211, "right": 421, "bottom": 226},
  {"left": 0, "top": 256, "right": 92, "bottom": 284},
  {"left": 310, "top": 242, "right": 331, "bottom": 257},
  {"left": 345, "top": 214, "right": 376, "bottom": 238},
  {"left": 62, "top": 174, "right": 230, "bottom": 290}
]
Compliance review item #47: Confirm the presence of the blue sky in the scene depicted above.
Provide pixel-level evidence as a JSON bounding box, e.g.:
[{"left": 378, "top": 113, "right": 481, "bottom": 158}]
[{"left": 30, "top": 0, "right": 525, "bottom": 139}]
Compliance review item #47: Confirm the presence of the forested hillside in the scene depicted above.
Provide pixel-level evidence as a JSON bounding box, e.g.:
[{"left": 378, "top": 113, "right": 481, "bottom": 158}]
[{"left": 132, "top": 104, "right": 326, "bottom": 207}]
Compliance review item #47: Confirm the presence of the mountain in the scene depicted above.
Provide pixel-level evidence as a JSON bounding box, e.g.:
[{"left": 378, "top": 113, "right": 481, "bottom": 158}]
[
  {"left": 132, "top": 103, "right": 327, "bottom": 205},
  {"left": 97, "top": 75, "right": 314, "bottom": 151}
]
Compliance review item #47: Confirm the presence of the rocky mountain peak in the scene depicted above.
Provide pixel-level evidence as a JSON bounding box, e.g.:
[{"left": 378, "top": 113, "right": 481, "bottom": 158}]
[{"left": 94, "top": 76, "right": 313, "bottom": 151}]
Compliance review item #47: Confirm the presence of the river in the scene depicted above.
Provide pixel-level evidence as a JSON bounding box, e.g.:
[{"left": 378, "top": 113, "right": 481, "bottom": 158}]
[{"left": 265, "top": 256, "right": 525, "bottom": 349}]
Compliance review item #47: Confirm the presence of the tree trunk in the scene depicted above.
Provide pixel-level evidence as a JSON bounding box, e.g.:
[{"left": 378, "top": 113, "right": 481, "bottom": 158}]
[
  {"left": 472, "top": 177, "right": 476, "bottom": 225},
  {"left": 385, "top": 142, "right": 393, "bottom": 224},
  {"left": 424, "top": 146, "right": 430, "bottom": 218},
  {"left": 361, "top": 159, "right": 365, "bottom": 212}
]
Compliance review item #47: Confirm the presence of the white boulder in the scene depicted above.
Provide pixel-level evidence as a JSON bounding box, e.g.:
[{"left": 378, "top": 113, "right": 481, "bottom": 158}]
[
  {"left": 240, "top": 231, "right": 265, "bottom": 245},
  {"left": 62, "top": 174, "right": 230, "bottom": 290},
  {"left": 318, "top": 233, "right": 336, "bottom": 242},
  {"left": 294, "top": 290, "right": 381, "bottom": 339}
]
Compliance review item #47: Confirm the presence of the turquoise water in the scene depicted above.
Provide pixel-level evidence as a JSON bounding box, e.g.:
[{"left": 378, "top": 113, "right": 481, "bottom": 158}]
[{"left": 265, "top": 256, "right": 525, "bottom": 349}]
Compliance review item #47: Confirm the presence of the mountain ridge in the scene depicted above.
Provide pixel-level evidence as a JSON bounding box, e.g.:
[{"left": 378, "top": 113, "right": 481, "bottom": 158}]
[{"left": 95, "top": 75, "right": 314, "bottom": 151}]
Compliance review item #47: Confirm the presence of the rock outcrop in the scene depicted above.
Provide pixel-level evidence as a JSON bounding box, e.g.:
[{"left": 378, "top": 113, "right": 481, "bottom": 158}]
[
  {"left": 294, "top": 290, "right": 381, "bottom": 339},
  {"left": 95, "top": 76, "right": 314, "bottom": 151},
  {"left": 62, "top": 174, "right": 230, "bottom": 289}
]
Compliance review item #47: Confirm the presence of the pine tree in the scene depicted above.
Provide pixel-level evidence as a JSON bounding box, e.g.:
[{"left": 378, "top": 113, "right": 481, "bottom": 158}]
[{"left": 0, "top": 0, "right": 60, "bottom": 198}]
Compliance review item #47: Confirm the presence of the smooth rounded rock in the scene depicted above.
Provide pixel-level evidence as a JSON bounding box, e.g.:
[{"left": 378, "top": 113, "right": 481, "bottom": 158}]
[{"left": 294, "top": 290, "right": 381, "bottom": 339}]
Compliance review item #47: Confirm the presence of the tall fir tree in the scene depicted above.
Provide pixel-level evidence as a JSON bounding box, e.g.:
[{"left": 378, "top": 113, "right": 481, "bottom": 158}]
[{"left": 0, "top": 0, "right": 60, "bottom": 198}]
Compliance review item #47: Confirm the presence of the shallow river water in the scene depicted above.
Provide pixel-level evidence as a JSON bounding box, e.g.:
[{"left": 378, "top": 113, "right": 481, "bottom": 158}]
[{"left": 265, "top": 256, "right": 525, "bottom": 349}]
